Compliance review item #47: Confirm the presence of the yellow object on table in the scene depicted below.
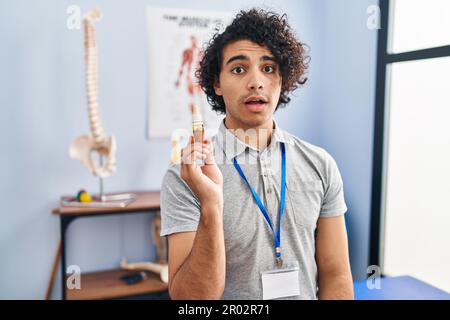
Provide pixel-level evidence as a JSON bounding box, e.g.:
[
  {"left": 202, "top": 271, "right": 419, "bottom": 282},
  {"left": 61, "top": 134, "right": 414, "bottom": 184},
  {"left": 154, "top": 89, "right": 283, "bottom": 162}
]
[{"left": 79, "top": 192, "right": 92, "bottom": 202}]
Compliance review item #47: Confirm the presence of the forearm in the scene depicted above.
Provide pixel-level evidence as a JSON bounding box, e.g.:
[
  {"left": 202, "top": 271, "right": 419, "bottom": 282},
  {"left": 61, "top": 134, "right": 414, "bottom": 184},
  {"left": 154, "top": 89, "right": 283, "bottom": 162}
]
[
  {"left": 169, "top": 202, "right": 226, "bottom": 299},
  {"left": 318, "top": 271, "right": 354, "bottom": 300}
]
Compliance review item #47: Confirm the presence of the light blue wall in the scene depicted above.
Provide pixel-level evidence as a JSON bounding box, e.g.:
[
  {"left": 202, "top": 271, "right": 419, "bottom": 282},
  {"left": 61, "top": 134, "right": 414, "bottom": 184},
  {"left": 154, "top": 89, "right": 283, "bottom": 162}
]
[
  {"left": 315, "top": 0, "right": 378, "bottom": 280},
  {"left": 0, "top": 0, "right": 377, "bottom": 299}
]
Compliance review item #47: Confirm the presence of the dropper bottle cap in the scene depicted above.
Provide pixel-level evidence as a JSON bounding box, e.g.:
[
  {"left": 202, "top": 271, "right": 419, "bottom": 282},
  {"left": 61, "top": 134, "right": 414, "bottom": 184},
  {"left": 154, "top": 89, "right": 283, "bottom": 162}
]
[{"left": 192, "top": 104, "right": 202, "bottom": 123}]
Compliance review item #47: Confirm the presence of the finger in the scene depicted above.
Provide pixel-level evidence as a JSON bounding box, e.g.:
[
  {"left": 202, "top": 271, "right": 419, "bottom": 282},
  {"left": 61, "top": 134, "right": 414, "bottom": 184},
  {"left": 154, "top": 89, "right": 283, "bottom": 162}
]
[
  {"left": 183, "top": 152, "right": 206, "bottom": 175},
  {"left": 181, "top": 137, "right": 209, "bottom": 167},
  {"left": 181, "top": 150, "right": 206, "bottom": 165},
  {"left": 203, "top": 140, "right": 215, "bottom": 165},
  {"left": 182, "top": 143, "right": 209, "bottom": 158}
]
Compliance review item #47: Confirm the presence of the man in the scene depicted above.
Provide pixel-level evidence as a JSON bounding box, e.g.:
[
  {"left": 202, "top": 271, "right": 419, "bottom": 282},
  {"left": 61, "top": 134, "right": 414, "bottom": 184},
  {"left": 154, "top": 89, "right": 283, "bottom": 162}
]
[{"left": 160, "top": 8, "right": 353, "bottom": 300}]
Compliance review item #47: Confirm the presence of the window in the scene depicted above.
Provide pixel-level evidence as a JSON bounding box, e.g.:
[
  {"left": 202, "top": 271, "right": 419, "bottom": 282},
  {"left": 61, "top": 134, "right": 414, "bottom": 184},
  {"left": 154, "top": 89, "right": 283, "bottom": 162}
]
[
  {"left": 390, "top": 0, "right": 450, "bottom": 53},
  {"left": 371, "top": 0, "right": 450, "bottom": 292}
]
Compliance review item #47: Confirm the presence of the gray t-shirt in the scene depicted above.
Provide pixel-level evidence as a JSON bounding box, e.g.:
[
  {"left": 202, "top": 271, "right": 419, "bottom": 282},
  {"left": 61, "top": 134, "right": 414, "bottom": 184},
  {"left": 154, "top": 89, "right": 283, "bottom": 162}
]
[{"left": 160, "top": 120, "right": 348, "bottom": 300}]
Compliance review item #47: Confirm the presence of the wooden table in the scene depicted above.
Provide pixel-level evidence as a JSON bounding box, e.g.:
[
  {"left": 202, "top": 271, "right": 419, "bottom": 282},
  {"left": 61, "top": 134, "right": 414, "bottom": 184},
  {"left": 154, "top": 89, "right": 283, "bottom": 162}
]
[{"left": 52, "top": 191, "right": 168, "bottom": 300}]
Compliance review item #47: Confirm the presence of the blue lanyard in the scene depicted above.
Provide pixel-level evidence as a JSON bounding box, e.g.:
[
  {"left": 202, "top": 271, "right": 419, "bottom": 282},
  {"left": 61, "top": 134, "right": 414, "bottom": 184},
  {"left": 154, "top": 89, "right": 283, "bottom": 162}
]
[{"left": 232, "top": 143, "right": 286, "bottom": 264}]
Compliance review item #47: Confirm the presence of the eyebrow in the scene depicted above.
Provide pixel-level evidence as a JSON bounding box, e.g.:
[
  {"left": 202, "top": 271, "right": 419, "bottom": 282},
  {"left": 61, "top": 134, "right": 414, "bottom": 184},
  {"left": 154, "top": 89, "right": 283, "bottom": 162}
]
[{"left": 225, "top": 54, "right": 277, "bottom": 65}]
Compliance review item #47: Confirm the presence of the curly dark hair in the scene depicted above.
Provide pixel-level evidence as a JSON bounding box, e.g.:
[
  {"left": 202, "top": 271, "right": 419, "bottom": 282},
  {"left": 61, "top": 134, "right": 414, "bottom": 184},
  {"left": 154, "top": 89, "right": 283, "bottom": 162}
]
[{"left": 196, "top": 8, "right": 309, "bottom": 114}]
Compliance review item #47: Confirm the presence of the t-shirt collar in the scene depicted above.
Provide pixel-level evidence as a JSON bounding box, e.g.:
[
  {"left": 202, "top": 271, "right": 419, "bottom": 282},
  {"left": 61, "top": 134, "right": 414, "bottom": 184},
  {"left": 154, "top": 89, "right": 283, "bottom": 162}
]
[{"left": 216, "top": 118, "right": 292, "bottom": 160}]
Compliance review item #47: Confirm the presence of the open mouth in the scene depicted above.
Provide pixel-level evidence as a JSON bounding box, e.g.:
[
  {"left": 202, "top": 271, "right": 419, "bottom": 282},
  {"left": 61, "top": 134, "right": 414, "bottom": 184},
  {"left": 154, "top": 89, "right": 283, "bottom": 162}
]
[
  {"left": 245, "top": 101, "right": 266, "bottom": 112},
  {"left": 245, "top": 99, "right": 266, "bottom": 105},
  {"left": 244, "top": 97, "right": 268, "bottom": 112}
]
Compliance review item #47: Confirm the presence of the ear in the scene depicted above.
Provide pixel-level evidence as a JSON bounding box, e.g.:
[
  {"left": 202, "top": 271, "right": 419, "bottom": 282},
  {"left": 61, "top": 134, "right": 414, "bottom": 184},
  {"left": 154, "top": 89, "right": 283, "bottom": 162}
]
[{"left": 213, "top": 78, "right": 223, "bottom": 96}]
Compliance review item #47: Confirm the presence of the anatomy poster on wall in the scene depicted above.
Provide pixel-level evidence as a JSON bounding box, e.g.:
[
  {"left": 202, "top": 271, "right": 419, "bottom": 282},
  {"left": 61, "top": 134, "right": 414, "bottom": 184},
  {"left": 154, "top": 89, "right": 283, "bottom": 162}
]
[{"left": 146, "top": 7, "right": 232, "bottom": 139}]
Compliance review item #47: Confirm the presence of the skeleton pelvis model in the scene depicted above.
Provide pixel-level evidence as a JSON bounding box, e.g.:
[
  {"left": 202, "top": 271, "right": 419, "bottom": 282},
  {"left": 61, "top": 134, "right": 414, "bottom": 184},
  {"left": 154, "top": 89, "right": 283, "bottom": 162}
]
[{"left": 69, "top": 8, "right": 117, "bottom": 179}]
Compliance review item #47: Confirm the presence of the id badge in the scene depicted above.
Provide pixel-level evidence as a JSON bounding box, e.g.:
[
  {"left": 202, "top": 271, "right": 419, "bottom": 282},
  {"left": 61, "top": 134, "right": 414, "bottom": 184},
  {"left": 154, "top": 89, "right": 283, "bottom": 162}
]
[{"left": 261, "top": 267, "right": 300, "bottom": 300}]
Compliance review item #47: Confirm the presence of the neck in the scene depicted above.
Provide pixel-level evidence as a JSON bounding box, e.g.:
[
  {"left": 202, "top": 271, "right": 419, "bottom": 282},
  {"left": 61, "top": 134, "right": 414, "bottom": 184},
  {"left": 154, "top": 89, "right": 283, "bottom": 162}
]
[{"left": 224, "top": 117, "right": 274, "bottom": 151}]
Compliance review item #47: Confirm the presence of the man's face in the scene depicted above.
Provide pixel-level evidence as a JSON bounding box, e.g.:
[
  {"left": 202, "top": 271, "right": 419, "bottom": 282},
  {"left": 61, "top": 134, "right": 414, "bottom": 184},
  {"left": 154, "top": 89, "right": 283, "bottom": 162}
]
[{"left": 214, "top": 39, "right": 282, "bottom": 129}]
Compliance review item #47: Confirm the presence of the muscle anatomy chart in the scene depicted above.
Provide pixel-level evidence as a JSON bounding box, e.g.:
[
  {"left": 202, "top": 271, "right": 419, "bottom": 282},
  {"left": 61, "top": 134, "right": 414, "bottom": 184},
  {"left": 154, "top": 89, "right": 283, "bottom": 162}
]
[{"left": 146, "top": 7, "right": 231, "bottom": 139}]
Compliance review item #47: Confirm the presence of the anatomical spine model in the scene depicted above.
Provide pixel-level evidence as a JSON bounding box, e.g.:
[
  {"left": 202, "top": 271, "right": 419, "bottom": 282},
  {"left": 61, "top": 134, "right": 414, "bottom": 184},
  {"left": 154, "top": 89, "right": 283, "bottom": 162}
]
[
  {"left": 69, "top": 9, "right": 117, "bottom": 178},
  {"left": 121, "top": 214, "right": 169, "bottom": 284}
]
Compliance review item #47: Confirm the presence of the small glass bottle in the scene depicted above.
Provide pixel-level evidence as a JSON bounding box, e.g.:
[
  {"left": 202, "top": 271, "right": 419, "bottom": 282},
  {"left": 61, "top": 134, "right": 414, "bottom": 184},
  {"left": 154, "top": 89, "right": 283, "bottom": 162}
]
[{"left": 191, "top": 104, "right": 204, "bottom": 165}]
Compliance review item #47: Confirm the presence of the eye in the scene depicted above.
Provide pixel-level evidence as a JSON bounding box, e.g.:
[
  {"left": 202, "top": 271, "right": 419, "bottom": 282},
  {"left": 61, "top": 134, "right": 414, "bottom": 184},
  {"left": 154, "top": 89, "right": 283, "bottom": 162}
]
[
  {"left": 263, "top": 65, "right": 275, "bottom": 73},
  {"left": 231, "top": 66, "right": 245, "bottom": 74}
]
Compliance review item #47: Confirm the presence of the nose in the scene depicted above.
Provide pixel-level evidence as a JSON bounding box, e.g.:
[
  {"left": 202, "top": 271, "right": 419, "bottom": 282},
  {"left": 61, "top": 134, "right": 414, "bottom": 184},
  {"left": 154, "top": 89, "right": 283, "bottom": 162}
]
[{"left": 247, "top": 70, "right": 264, "bottom": 91}]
